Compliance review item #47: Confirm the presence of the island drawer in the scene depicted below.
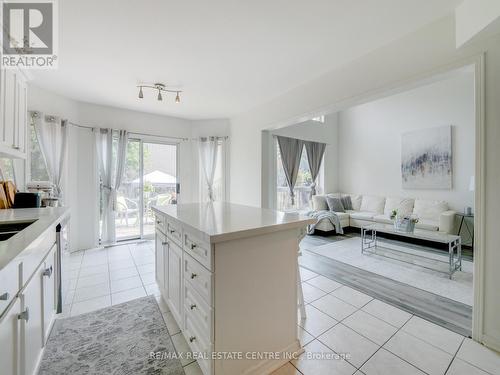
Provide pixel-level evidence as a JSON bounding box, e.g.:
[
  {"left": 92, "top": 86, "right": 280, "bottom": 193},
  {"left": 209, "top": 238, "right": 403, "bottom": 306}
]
[
  {"left": 0, "top": 260, "right": 20, "bottom": 318},
  {"left": 184, "top": 280, "right": 213, "bottom": 342},
  {"left": 183, "top": 229, "right": 212, "bottom": 271},
  {"left": 155, "top": 214, "right": 167, "bottom": 234},
  {"left": 183, "top": 253, "right": 212, "bottom": 306},
  {"left": 184, "top": 312, "right": 212, "bottom": 375},
  {"left": 166, "top": 219, "right": 183, "bottom": 247}
]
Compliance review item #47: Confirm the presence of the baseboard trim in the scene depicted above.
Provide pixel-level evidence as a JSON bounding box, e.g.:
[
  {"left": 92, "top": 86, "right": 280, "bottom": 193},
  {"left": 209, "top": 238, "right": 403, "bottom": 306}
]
[
  {"left": 242, "top": 340, "right": 303, "bottom": 375},
  {"left": 481, "top": 334, "right": 500, "bottom": 354}
]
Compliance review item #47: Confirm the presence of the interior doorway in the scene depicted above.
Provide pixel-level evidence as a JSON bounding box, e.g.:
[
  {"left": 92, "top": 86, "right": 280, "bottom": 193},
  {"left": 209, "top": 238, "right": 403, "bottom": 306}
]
[{"left": 115, "top": 139, "right": 178, "bottom": 241}]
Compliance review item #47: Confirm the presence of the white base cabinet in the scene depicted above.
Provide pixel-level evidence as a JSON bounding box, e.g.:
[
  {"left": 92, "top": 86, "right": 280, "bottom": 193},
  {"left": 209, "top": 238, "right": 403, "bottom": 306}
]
[
  {"left": 154, "top": 204, "right": 310, "bottom": 375},
  {"left": 0, "top": 236, "right": 58, "bottom": 375},
  {"left": 20, "top": 264, "right": 44, "bottom": 375},
  {"left": 0, "top": 297, "right": 21, "bottom": 375}
]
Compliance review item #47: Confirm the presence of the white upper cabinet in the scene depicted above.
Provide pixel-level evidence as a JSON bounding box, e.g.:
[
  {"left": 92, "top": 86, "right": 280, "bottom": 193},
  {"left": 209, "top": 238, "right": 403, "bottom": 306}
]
[{"left": 0, "top": 67, "right": 28, "bottom": 159}]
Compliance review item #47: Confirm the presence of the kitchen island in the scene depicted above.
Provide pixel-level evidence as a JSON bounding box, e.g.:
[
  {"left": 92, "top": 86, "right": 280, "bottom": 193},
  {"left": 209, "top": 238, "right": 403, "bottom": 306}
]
[
  {"left": 152, "top": 202, "right": 314, "bottom": 375},
  {"left": 0, "top": 207, "right": 69, "bottom": 375}
]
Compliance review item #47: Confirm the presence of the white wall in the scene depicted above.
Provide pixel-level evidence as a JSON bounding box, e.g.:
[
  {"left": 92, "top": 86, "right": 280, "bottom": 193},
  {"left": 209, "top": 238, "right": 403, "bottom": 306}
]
[
  {"left": 229, "top": 15, "right": 500, "bottom": 350},
  {"left": 456, "top": 0, "right": 500, "bottom": 47},
  {"left": 337, "top": 71, "right": 475, "bottom": 212}
]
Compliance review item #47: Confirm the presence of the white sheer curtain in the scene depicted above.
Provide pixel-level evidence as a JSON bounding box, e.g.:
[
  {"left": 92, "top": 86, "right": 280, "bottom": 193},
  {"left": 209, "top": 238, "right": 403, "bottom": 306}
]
[
  {"left": 94, "top": 128, "right": 128, "bottom": 244},
  {"left": 198, "top": 136, "right": 224, "bottom": 202},
  {"left": 33, "top": 114, "right": 68, "bottom": 203}
]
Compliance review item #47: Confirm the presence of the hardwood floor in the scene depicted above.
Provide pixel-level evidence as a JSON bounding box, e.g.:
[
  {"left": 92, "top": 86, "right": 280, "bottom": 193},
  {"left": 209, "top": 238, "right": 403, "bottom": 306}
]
[{"left": 299, "top": 248, "right": 472, "bottom": 337}]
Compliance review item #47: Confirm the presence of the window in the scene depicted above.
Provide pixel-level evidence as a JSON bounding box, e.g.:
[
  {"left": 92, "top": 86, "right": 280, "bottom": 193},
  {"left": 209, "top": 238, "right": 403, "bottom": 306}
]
[
  {"left": 0, "top": 158, "right": 16, "bottom": 182},
  {"left": 29, "top": 124, "right": 50, "bottom": 181},
  {"left": 276, "top": 140, "right": 324, "bottom": 211}
]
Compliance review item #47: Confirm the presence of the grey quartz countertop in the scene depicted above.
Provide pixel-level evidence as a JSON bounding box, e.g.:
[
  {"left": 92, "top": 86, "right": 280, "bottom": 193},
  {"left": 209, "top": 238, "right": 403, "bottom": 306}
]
[
  {"left": 152, "top": 202, "right": 314, "bottom": 243},
  {"left": 0, "top": 207, "right": 70, "bottom": 271}
]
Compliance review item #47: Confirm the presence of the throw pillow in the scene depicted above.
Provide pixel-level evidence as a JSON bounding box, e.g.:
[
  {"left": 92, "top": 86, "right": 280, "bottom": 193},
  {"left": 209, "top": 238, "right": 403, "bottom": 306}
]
[
  {"left": 326, "top": 196, "right": 345, "bottom": 212},
  {"left": 312, "top": 195, "right": 328, "bottom": 211},
  {"left": 341, "top": 196, "right": 353, "bottom": 210}
]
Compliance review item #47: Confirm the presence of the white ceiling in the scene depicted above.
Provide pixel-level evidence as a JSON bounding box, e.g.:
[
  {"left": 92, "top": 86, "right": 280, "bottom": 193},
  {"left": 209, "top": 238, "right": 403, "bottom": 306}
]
[{"left": 30, "top": 0, "right": 462, "bottom": 120}]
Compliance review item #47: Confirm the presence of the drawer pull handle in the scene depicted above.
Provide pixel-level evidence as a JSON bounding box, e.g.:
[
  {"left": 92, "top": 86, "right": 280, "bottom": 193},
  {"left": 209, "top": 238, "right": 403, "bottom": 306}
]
[
  {"left": 169, "top": 229, "right": 176, "bottom": 234},
  {"left": 162, "top": 241, "right": 168, "bottom": 246},
  {"left": 18, "top": 308, "right": 29, "bottom": 322},
  {"left": 0, "top": 292, "right": 9, "bottom": 301},
  {"left": 156, "top": 220, "right": 162, "bottom": 225},
  {"left": 42, "top": 266, "right": 53, "bottom": 277},
  {"left": 190, "top": 304, "right": 197, "bottom": 310},
  {"left": 189, "top": 336, "right": 196, "bottom": 343},
  {"left": 190, "top": 273, "right": 197, "bottom": 279},
  {"left": 190, "top": 243, "right": 197, "bottom": 250}
]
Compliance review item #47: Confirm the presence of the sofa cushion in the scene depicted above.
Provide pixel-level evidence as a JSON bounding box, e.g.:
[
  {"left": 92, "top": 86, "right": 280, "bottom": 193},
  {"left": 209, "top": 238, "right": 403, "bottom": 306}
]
[
  {"left": 415, "top": 219, "right": 439, "bottom": 231},
  {"left": 384, "top": 197, "right": 415, "bottom": 217},
  {"left": 326, "top": 196, "right": 345, "bottom": 212},
  {"left": 349, "top": 211, "right": 377, "bottom": 221},
  {"left": 312, "top": 195, "right": 328, "bottom": 211},
  {"left": 345, "top": 194, "right": 362, "bottom": 211},
  {"left": 341, "top": 196, "right": 353, "bottom": 210},
  {"left": 360, "top": 195, "right": 386, "bottom": 214},
  {"left": 413, "top": 199, "right": 448, "bottom": 221},
  {"left": 373, "top": 214, "right": 393, "bottom": 225}
]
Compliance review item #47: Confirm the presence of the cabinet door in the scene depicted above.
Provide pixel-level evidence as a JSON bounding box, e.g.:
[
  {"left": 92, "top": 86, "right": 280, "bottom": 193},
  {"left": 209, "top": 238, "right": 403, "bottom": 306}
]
[
  {"left": 42, "top": 245, "right": 57, "bottom": 344},
  {"left": 0, "top": 68, "right": 5, "bottom": 144},
  {"left": 0, "top": 297, "right": 21, "bottom": 375},
  {"left": 167, "top": 241, "right": 183, "bottom": 324},
  {"left": 155, "top": 229, "right": 166, "bottom": 290},
  {"left": 20, "top": 265, "right": 44, "bottom": 375},
  {"left": 15, "top": 76, "right": 27, "bottom": 153},
  {"left": 3, "top": 69, "right": 15, "bottom": 148}
]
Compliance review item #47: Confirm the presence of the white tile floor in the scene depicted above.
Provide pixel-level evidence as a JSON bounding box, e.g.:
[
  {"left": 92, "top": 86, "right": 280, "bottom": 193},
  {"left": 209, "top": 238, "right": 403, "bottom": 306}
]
[{"left": 61, "top": 241, "right": 500, "bottom": 375}]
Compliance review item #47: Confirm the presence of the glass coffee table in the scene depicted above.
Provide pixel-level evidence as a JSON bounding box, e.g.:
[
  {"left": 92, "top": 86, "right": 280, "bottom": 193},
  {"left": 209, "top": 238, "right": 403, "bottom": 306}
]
[{"left": 361, "top": 223, "right": 462, "bottom": 279}]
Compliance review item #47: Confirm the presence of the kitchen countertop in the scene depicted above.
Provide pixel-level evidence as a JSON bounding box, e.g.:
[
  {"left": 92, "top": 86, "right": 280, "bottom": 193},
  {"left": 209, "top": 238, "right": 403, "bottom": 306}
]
[
  {"left": 152, "top": 202, "right": 315, "bottom": 243},
  {"left": 0, "top": 207, "right": 70, "bottom": 271}
]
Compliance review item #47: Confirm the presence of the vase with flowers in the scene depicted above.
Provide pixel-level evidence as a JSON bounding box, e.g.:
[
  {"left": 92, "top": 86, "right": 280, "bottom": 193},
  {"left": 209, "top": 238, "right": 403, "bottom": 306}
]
[{"left": 390, "top": 209, "right": 419, "bottom": 233}]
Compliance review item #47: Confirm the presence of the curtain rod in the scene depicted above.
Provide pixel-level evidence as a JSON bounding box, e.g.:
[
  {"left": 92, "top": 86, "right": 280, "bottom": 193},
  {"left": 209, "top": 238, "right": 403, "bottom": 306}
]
[
  {"left": 68, "top": 121, "right": 189, "bottom": 141},
  {"left": 30, "top": 111, "right": 229, "bottom": 142}
]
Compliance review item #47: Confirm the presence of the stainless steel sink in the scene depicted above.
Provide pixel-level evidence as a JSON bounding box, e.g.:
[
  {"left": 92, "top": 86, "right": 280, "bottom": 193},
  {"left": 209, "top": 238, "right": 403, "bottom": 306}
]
[{"left": 0, "top": 220, "right": 37, "bottom": 241}]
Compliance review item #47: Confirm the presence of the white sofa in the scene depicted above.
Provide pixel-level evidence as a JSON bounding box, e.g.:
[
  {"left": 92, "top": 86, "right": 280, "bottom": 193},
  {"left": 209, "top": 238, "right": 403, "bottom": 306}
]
[{"left": 312, "top": 193, "right": 456, "bottom": 234}]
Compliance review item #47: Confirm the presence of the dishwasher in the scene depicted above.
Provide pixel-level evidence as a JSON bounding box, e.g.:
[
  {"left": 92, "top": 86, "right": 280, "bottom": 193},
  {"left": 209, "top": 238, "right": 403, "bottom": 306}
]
[{"left": 55, "top": 217, "right": 69, "bottom": 314}]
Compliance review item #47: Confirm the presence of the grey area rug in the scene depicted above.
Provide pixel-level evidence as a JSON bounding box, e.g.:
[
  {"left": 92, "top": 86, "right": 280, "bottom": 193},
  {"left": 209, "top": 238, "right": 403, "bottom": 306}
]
[{"left": 38, "top": 296, "right": 184, "bottom": 375}]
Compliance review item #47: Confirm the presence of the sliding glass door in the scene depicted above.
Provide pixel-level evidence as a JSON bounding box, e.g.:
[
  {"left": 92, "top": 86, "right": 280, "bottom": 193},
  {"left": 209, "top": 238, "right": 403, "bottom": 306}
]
[
  {"left": 115, "top": 139, "right": 178, "bottom": 241},
  {"left": 142, "top": 142, "right": 178, "bottom": 237}
]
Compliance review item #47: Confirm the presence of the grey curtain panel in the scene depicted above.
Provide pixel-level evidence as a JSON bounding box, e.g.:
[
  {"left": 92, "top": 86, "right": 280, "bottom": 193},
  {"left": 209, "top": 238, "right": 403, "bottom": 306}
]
[
  {"left": 277, "top": 135, "right": 304, "bottom": 205},
  {"left": 304, "top": 140, "right": 326, "bottom": 197}
]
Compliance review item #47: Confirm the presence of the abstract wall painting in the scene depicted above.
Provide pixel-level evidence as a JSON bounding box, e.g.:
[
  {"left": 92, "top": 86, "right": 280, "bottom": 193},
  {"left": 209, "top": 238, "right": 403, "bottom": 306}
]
[{"left": 401, "top": 126, "right": 452, "bottom": 189}]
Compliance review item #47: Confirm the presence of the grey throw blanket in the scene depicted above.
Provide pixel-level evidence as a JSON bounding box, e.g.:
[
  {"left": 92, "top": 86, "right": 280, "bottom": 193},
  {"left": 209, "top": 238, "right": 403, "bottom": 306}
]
[{"left": 306, "top": 210, "right": 344, "bottom": 235}]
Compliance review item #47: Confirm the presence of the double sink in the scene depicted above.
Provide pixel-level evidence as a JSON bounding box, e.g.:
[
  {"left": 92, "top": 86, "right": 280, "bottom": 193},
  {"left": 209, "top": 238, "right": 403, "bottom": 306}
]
[{"left": 0, "top": 220, "right": 37, "bottom": 241}]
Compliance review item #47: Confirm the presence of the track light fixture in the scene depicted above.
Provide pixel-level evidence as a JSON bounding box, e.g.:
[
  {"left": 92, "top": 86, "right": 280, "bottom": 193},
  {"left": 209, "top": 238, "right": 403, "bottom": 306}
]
[{"left": 137, "top": 83, "right": 182, "bottom": 103}]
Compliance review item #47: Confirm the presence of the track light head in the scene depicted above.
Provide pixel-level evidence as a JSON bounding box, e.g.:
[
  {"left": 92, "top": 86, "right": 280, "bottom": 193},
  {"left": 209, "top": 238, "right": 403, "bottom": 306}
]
[{"left": 138, "top": 83, "right": 182, "bottom": 103}]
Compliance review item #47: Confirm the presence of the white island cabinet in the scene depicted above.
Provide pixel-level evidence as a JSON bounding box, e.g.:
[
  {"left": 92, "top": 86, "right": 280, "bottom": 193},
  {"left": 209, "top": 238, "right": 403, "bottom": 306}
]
[{"left": 153, "top": 202, "right": 314, "bottom": 375}]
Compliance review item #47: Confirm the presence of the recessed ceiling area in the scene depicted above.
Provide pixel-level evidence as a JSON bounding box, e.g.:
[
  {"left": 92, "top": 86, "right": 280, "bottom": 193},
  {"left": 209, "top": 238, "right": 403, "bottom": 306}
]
[{"left": 30, "top": 0, "right": 462, "bottom": 119}]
